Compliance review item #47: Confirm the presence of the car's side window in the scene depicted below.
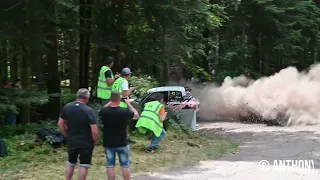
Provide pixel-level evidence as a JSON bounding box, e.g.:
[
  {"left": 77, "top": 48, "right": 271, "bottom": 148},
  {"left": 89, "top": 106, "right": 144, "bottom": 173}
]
[
  {"left": 169, "top": 91, "right": 183, "bottom": 102},
  {"left": 144, "top": 93, "right": 154, "bottom": 103},
  {"left": 160, "top": 91, "right": 169, "bottom": 103},
  {"left": 145, "top": 91, "right": 169, "bottom": 103}
]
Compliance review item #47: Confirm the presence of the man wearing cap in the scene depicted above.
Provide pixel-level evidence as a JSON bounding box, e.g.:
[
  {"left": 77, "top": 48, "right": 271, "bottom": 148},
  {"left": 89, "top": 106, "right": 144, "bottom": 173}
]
[
  {"left": 97, "top": 56, "right": 120, "bottom": 105},
  {"left": 111, "top": 67, "right": 135, "bottom": 108},
  {"left": 111, "top": 67, "right": 136, "bottom": 143}
]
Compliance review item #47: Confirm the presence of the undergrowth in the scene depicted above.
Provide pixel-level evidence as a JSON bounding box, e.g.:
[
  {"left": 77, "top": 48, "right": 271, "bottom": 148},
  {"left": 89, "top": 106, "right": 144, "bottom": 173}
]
[{"left": 0, "top": 109, "right": 238, "bottom": 180}]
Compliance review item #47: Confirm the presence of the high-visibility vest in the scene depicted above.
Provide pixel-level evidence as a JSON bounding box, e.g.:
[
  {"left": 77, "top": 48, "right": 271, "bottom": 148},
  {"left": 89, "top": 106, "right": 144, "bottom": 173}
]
[
  {"left": 135, "top": 101, "right": 164, "bottom": 137},
  {"left": 97, "top": 66, "right": 114, "bottom": 99},
  {"left": 112, "top": 77, "right": 128, "bottom": 108}
]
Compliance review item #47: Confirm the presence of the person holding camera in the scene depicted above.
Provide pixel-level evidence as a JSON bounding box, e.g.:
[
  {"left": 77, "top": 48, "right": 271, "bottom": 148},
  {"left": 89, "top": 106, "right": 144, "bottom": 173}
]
[
  {"left": 99, "top": 91, "right": 139, "bottom": 180},
  {"left": 111, "top": 67, "right": 135, "bottom": 107},
  {"left": 111, "top": 67, "right": 136, "bottom": 143}
]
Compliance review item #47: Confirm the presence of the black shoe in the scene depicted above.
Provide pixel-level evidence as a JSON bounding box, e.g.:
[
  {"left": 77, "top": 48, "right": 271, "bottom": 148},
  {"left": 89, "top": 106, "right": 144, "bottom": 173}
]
[
  {"left": 153, "top": 145, "right": 159, "bottom": 150},
  {"left": 145, "top": 146, "right": 159, "bottom": 153},
  {"left": 127, "top": 138, "right": 136, "bottom": 144},
  {"left": 145, "top": 147, "right": 153, "bottom": 153}
]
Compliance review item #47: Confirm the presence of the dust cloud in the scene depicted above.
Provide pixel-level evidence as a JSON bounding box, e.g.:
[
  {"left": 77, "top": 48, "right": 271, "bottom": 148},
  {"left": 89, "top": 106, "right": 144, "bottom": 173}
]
[{"left": 194, "top": 64, "right": 320, "bottom": 126}]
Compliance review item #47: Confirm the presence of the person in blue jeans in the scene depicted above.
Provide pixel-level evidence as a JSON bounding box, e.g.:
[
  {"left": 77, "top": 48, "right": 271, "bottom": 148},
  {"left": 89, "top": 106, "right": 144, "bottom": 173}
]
[
  {"left": 135, "top": 93, "right": 167, "bottom": 152},
  {"left": 99, "top": 91, "right": 139, "bottom": 180}
]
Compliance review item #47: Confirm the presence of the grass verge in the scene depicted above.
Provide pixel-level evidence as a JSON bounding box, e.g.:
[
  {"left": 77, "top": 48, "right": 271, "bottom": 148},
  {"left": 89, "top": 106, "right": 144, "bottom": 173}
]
[{"left": 0, "top": 123, "right": 238, "bottom": 180}]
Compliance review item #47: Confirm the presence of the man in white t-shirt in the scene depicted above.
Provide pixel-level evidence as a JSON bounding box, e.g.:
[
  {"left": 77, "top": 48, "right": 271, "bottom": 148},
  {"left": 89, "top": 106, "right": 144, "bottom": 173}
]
[
  {"left": 120, "top": 69, "right": 135, "bottom": 97},
  {"left": 111, "top": 67, "right": 135, "bottom": 100},
  {"left": 111, "top": 67, "right": 136, "bottom": 143}
]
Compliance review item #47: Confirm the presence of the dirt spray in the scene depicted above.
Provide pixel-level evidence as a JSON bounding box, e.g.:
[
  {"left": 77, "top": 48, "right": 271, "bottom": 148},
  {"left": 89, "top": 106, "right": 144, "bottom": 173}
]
[{"left": 193, "top": 64, "right": 320, "bottom": 126}]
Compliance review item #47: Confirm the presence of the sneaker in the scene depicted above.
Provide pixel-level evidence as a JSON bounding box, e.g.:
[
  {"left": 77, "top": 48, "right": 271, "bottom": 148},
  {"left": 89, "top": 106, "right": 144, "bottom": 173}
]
[
  {"left": 152, "top": 145, "right": 159, "bottom": 150},
  {"left": 127, "top": 138, "right": 136, "bottom": 144},
  {"left": 145, "top": 147, "right": 153, "bottom": 153},
  {"left": 145, "top": 146, "right": 159, "bottom": 153}
]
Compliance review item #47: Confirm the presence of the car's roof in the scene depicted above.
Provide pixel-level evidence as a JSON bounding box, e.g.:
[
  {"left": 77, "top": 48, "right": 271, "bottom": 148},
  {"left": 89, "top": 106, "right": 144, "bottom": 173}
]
[{"left": 147, "top": 86, "right": 186, "bottom": 93}]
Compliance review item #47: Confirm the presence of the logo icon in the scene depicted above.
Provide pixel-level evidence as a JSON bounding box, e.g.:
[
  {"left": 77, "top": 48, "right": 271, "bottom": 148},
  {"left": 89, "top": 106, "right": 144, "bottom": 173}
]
[{"left": 259, "top": 160, "right": 270, "bottom": 171}]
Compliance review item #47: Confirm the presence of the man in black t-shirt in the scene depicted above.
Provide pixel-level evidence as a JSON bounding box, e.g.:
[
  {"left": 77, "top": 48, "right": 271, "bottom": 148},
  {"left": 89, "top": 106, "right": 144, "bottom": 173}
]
[
  {"left": 99, "top": 91, "right": 139, "bottom": 180},
  {"left": 58, "top": 88, "right": 99, "bottom": 180}
]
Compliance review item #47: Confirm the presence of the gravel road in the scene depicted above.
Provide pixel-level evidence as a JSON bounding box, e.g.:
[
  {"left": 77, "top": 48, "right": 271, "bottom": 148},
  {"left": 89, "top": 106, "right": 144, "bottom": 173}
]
[{"left": 135, "top": 122, "right": 320, "bottom": 180}]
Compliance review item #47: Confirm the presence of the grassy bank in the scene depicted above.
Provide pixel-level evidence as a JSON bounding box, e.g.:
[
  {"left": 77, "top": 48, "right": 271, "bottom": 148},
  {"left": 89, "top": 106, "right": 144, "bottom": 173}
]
[{"left": 0, "top": 122, "right": 237, "bottom": 180}]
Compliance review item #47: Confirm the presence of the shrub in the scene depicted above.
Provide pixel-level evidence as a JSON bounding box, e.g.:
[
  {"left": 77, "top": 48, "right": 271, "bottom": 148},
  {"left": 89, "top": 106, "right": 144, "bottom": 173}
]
[
  {"left": 0, "top": 89, "right": 49, "bottom": 124},
  {"left": 128, "top": 75, "right": 159, "bottom": 99},
  {"left": 0, "top": 121, "right": 57, "bottom": 138}
]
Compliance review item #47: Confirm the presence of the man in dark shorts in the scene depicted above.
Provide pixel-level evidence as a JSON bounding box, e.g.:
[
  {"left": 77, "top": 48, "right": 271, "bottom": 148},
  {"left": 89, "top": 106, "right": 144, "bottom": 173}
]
[
  {"left": 99, "top": 91, "right": 139, "bottom": 180},
  {"left": 57, "top": 88, "right": 99, "bottom": 180}
]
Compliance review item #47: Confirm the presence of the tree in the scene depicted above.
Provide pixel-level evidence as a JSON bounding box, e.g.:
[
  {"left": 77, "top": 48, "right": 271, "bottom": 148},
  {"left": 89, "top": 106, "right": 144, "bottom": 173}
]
[
  {"left": 79, "top": 0, "right": 92, "bottom": 89},
  {"left": 44, "top": 0, "right": 61, "bottom": 119}
]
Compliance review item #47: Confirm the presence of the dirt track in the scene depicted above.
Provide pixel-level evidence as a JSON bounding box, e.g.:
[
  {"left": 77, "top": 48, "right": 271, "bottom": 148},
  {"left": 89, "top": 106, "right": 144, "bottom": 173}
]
[{"left": 135, "top": 122, "right": 320, "bottom": 180}]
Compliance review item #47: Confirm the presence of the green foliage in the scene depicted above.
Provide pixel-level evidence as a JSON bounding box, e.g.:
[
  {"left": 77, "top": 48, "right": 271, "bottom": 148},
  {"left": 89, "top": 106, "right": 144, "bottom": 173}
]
[
  {"left": 0, "top": 89, "right": 48, "bottom": 113},
  {"left": 60, "top": 88, "right": 75, "bottom": 105},
  {"left": 0, "top": 121, "right": 56, "bottom": 175},
  {"left": 1, "top": 0, "right": 320, "bottom": 126},
  {"left": 129, "top": 75, "right": 159, "bottom": 99},
  {"left": 0, "top": 121, "right": 56, "bottom": 138},
  {"left": 0, "top": 119, "right": 237, "bottom": 179},
  {"left": 0, "top": 89, "right": 49, "bottom": 124},
  {"left": 213, "top": 0, "right": 320, "bottom": 80},
  {"left": 165, "top": 107, "right": 193, "bottom": 134}
]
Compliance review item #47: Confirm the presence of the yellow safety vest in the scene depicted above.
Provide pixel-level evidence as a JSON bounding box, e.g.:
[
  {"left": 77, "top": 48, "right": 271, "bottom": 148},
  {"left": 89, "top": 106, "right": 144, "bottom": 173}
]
[
  {"left": 112, "top": 77, "right": 128, "bottom": 108},
  {"left": 97, "top": 66, "right": 114, "bottom": 99},
  {"left": 135, "top": 101, "right": 164, "bottom": 137}
]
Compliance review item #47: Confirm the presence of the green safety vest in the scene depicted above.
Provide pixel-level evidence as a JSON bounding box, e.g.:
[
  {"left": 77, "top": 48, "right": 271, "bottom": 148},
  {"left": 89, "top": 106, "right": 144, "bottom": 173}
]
[
  {"left": 135, "top": 101, "right": 164, "bottom": 137},
  {"left": 97, "top": 66, "right": 114, "bottom": 99},
  {"left": 111, "top": 77, "right": 128, "bottom": 108}
]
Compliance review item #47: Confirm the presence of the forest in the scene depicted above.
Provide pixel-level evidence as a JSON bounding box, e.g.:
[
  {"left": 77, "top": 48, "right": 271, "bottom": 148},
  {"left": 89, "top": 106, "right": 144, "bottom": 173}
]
[{"left": 1, "top": 0, "right": 320, "bottom": 124}]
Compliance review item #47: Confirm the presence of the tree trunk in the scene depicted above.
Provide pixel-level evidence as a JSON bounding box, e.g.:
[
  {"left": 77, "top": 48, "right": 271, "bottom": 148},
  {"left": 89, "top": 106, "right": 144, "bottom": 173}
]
[
  {"left": 0, "top": 40, "right": 7, "bottom": 80},
  {"left": 316, "top": 0, "right": 320, "bottom": 7},
  {"left": 68, "top": 30, "right": 79, "bottom": 93},
  {"left": 2, "top": 40, "right": 8, "bottom": 79},
  {"left": 79, "top": 0, "right": 92, "bottom": 89},
  {"left": 301, "top": 40, "right": 308, "bottom": 70},
  {"left": 159, "top": 25, "right": 170, "bottom": 85},
  {"left": 310, "top": 43, "right": 315, "bottom": 64},
  {"left": 20, "top": 41, "right": 31, "bottom": 124},
  {"left": 215, "top": 32, "right": 219, "bottom": 57},
  {"left": 258, "top": 33, "right": 264, "bottom": 75},
  {"left": 251, "top": 35, "right": 260, "bottom": 76},
  {"left": 45, "top": 0, "right": 61, "bottom": 119},
  {"left": 90, "top": 45, "right": 99, "bottom": 95},
  {"left": 315, "top": 45, "right": 319, "bottom": 63},
  {"left": 10, "top": 41, "right": 19, "bottom": 82}
]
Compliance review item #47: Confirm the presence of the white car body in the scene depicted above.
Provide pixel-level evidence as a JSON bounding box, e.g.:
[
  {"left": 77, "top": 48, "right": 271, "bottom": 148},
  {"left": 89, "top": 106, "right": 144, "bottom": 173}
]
[{"left": 140, "top": 86, "right": 200, "bottom": 111}]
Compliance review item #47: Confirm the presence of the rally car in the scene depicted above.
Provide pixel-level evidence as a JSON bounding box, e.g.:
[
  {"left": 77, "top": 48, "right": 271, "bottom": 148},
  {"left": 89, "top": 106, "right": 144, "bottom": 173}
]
[{"left": 138, "top": 86, "right": 200, "bottom": 112}]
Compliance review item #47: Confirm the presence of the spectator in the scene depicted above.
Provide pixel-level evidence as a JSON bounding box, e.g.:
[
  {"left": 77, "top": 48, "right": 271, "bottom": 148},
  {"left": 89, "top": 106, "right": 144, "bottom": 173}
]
[
  {"left": 57, "top": 88, "right": 99, "bottom": 180},
  {"left": 2, "top": 78, "right": 11, "bottom": 89},
  {"left": 99, "top": 91, "right": 139, "bottom": 180},
  {"left": 97, "top": 56, "right": 119, "bottom": 105},
  {"left": 135, "top": 93, "right": 167, "bottom": 153},
  {"left": 111, "top": 67, "right": 136, "bottom": 144},
  {"left": 2, "top": 77, "right": 16, "bottom": 125}
]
